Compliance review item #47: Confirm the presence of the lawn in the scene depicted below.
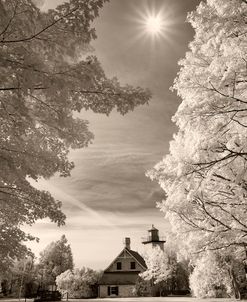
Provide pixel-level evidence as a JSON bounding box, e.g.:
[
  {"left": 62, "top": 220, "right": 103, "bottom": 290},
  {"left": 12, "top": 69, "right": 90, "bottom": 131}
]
[
  {"left": 0, "top": 298, "right": 246, "bottom": 302},
  {"left": 64, "top": 297, "right": 245, "bottom": 302}
]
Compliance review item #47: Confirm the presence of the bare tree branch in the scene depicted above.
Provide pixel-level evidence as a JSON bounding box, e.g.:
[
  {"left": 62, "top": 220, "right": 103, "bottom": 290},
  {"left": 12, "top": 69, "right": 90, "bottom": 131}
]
[{"left": 0, "top": 1, "right": 18, "bottom": 37}]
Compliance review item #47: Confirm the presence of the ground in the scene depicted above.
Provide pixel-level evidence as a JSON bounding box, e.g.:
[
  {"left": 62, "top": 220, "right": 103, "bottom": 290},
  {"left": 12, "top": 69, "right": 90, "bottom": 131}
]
[
  {"left": 1, "top": 297, "right": 246, "bottom": 302},
  {"left": 74, "top": 298, "right": 243, "bottom": 302}
]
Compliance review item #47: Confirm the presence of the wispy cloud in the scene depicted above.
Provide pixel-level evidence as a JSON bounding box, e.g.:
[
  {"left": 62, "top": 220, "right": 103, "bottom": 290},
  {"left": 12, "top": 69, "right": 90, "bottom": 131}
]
[
  {"left": 23, "top": 206, "right": 169, "bottom": 269},
  {"left": 26, "top": 0, "right": 198, "bottom": 269}
]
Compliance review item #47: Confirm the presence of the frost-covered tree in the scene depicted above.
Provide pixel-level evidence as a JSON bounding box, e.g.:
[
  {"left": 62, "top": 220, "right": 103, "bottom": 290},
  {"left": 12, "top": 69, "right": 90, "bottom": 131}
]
[
  {"left": 0, "top": 0, "right": 151, "bottom": 269},
  {"left": 38, "top": 235, "right": 73, "bottom": 286},
  {"left": 148, "top": 0, "right": 247, "bottom": 263},
  {"left": 138, "top": 246, "right": 190, "bottom": 297},
  {"left": 56, "top": 267, "right": 101, "bottom": 298},
  {"left": 139, "top": 246, "right": 190, "bottom": 296},
  {"left": 190, "top": 251, "right": 245, "bottom": 299},
  {"left": 140, "top": 247, "right": 172, "bottom": 286},
  {"left": 190, "top": 252, "right": 231, "bottom": 298}
]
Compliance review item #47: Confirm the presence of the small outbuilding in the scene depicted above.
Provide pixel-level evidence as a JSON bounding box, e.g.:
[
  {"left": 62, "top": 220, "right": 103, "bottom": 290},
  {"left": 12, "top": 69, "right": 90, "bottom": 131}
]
[{"left": 98, "top": 237, "right": 147, "bottom": 298}]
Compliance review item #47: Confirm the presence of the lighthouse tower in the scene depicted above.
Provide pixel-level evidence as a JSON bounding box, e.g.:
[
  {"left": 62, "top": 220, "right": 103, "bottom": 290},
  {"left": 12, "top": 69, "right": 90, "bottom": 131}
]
[{"left": 142, "top": 225, "right": 165, "bottom": 251}]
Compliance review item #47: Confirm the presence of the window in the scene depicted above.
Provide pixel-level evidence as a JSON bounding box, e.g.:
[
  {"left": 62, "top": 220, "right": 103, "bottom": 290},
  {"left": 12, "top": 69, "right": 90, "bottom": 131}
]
[
  {"left": 108, "top": 286, "right": 119, "bottom": 296},
  {"left": 116, "top": 262, "right": 122, "bottom": 270},
  {"left": 130, "top": 261, "right": 136, "bottom": 269}
]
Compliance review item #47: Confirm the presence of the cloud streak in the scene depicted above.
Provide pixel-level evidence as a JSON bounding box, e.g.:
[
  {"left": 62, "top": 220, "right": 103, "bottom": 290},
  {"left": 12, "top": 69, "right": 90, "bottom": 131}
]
[{"left": 26, "top": 0, "right": 199, "bottom": 269}]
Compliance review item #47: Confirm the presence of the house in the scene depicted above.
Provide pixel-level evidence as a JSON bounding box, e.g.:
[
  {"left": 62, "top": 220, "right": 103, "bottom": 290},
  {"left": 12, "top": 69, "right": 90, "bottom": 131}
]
[{"left": 98, "top": 237, "right": 147, "bottom": 298}]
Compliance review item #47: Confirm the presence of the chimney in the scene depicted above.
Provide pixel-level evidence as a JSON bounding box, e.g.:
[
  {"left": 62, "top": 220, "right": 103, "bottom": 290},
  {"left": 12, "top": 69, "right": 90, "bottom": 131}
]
[{"left": 124, "top": 237, "right": 131, "bottom": 249}]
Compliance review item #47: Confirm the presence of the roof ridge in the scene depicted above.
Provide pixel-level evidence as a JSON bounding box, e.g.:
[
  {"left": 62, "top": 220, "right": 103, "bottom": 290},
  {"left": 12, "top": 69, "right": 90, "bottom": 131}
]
[{"left": 125, "top": 248, "right": 147, "bottom": 269}]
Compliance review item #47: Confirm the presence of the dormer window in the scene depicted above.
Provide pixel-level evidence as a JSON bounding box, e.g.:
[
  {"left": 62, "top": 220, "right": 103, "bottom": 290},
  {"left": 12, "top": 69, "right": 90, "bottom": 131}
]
[
  {"left": 130, "top": 261, "right": 136, "bottom": 269},
  {"left": 116, "top": 262, "right": 122, "bottom": 270}
]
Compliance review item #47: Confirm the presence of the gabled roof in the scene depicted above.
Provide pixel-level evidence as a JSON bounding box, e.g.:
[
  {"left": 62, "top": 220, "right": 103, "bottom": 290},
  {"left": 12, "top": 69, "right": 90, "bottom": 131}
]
[
  {"left": 104, "top": 247, "right": 147, "bottom": 272},
  {"left": 126, "top": 249, "right": 147, "bottom": 269}
]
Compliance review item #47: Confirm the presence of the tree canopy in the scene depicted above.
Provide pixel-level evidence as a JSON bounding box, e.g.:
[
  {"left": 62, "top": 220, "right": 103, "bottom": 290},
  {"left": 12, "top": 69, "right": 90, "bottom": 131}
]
[
  {"left": 38, "top": 235, "right": 74, "bottom": 286},
  {"left": 0, "top": 0, "right": 151, "bottom": 270},
  {"left": 148, "top": 0, "right": 247, "bottom": 260},
  {"left": 56, "top": 267, "right": 101, "bottom": 298},
  {"left": 189, "top": 251, "right": 245, "bottom": 299},
  {"left": 140, "top": 247, "right": 172, "bottom": 285}
]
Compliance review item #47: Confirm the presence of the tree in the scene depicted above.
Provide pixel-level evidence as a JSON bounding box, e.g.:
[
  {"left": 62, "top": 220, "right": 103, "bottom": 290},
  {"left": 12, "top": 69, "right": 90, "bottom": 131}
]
[
  {"left": 190, "top": 251, "right": 246, "bottom": 299},
  {"left": 0, "top": 0, "right": 151, "bottom": 269},
  {"left": 140, "top": 247, "right": 172, "bottom": 291},
  {"left": 148, "top": 0, "right": 247, "bottom": 264},
  {"left": 134, "top": 276, "right": 152, "bottom": 297},
  {"left": 164, "top": 256, "right": 190, "bottom": 295},
  {"left": 0, "top": 255, "right": 38, "bottom": 298},
  {"left": 140, "top": 245, "right": 190, "bottom": 297},
  {"left": 190, "top": 252, "right": 231, "bottom": 298},
  {"left": 56, "top": 267, "right": 101, "bottom": 298},
  {"left": 38, "top": 235, "right": 73, "bottom": 287}
]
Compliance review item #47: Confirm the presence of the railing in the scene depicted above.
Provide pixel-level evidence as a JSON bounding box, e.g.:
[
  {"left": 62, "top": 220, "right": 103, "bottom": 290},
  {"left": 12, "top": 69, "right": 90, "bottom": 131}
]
[{"left": 141, "top": 236, "right": 166, "bottom": 242}]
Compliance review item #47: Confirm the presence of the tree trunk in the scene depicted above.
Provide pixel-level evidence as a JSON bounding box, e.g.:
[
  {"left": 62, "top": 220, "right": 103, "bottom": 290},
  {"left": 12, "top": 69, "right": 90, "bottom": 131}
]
[
  {"left": 243, "top": 245, "right": 247, "bottom": 298},
  {"left": 229, "top": 266, "right": 241, "bottom": 300}
]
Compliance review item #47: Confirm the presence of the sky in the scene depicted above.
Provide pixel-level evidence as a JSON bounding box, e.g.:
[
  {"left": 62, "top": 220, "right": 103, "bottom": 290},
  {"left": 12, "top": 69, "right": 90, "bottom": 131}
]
[{"left": 24, "top": 0, "right": 200, "bottom": 270}]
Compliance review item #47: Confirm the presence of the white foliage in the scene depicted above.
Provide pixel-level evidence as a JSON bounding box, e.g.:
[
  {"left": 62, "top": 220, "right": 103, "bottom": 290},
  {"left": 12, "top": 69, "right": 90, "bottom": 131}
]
[
  {"left": 190, "top": 252, "right": 232, "bottom": 298},
  {"left": 56, "top": 267, "right": 99, "bottom": 298},
  {"left": 140, "top": 247, "right": 172, "bottom": 284},
  {"left": 148, "top": 0, "right": 247, "bottom": 260}
]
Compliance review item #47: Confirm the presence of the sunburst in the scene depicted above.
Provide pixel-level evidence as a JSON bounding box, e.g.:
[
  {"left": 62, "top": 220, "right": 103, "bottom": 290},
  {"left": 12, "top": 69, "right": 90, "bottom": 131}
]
[{"left": 145, "top": 15, "right": 163, "bottom": 35}]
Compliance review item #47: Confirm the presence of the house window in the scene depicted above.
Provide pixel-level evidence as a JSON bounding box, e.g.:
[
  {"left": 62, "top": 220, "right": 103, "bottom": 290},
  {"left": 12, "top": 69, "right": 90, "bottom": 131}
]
[
  {"left": 108, "top": 286, "right": 119, "bottom": 296},
  {"left": 116, "top": 262, "right": 122, "bottom": 270},
  {"left": 130, "top": 261, "right": 136, "bottom": 269}
]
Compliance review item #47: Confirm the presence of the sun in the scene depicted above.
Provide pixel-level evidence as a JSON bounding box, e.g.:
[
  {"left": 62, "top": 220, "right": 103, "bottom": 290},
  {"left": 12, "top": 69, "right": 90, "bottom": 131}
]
[
  {"left": 130, "top": 5, "right": 174, "bottom": 43},
  {"left": 145, "top": 15, "right": 162, "bottom": 35}
]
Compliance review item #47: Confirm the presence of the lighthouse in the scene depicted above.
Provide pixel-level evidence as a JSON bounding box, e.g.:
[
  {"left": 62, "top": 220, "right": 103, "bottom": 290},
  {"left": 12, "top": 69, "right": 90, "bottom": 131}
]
[{"left": 142, "top": 225, "right": 165, "bottom": 251}]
